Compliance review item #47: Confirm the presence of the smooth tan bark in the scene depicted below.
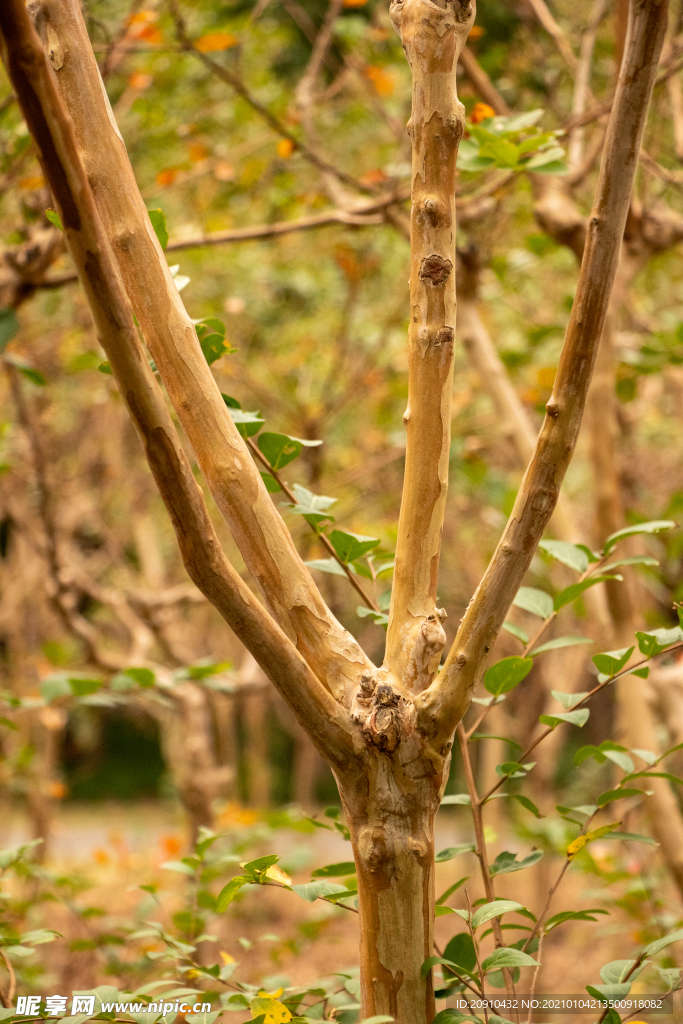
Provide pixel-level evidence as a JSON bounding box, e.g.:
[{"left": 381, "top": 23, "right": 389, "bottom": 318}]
[
  {"left": 0, "top": 0, "right": 355, "bottom": 772},
  {"left": 39, "top": 0, "right": 372, "bottom": 704},
  {"left": 386, "top": 0, "right": 475, "bottom": 688},
  {"left": 0, "top": 1, "right": 673, "bottom": 1020},
  {"left": 424, "top": 0, "right": 669, "bottom": 744}
]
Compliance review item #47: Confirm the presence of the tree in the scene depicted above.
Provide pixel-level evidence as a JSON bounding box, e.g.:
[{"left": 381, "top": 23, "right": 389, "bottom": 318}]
[{"left": 0, "top": 0, "right": 670, "bottom": 1022}]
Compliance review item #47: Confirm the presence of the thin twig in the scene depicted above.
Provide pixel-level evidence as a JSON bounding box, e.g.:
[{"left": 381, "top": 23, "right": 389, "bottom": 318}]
[
  {"left": 246, "top": 437, "right": 378, "bottom": 611},
  {"left": 169, "top": 0, "right": 370, "bottom": 195},
  {"left": 0, "top": 947, "right": 16, "bottom": 1008},
  {"left": 480, "top": 642, "right": 683, "bottom": 803}
]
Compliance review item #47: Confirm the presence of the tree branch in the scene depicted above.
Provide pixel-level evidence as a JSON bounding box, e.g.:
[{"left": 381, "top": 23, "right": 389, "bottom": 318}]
[
  {"left": 385, "top": 0, "right": 475, "bottom": 692},
  {"left": 169, "top": 0, "right": 370, "bottom": 196},
  {"left": 0, "top": 0, "right": 357, "bottom": 767},
  {"left": 39, "top": 0, "right": 374, "bottom": 703},
  {"left": 421, "top": 0, "right": 669, "bottom": 742},
  {"left": 567, "top": 0, "right": 607, "bottom": 172}
]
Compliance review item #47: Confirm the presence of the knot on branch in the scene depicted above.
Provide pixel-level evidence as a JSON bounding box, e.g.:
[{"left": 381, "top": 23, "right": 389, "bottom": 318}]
[
  {"left": 405, "top": 608, "right": 447, "bottom": 691},
  {"left": 452, "top": 0, "right": 474, "bottom": 23},
  {"left": 419, "top": 254, "right": 453, "bottom": 286},
  {"left": 358, "top": 681, "right": 407, "bottom": 753}
]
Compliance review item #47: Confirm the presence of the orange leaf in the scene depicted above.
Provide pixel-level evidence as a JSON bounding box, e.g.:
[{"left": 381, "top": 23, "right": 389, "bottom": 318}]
[
  {"left": 363, "top": 65, "right": 395, "bottom": 97},
  {"left": 188, "top": 142, "right": 209, "bottom": 162},
  {"left": 19, "top": 175, "right": 45, "bottom": 190},
  {"left": 277, "top": 138, "right": 295, "bottom": 159},
  {"left": 468, "top": 25, "right": 486, "bottom": 40},
  {"left": 156, "top": 167, "right": 179, "bottom": 187},
  {"left": 359, "top": 168, "right": 388, "bottom": 187},
  {"left": 196, "top": 32, "right": 237, "bottom": 52},
  {"left": 138, "top": 24, "right": 163, "bottom": 44},
  {"left": 48, "top": 781, "right": 67, "bottom": 799},
  {"left": 344, "top": 0, "right": 369, "bottom": 7},
  {"left": 214, "top": 161, "right": 235, "bottom": 181},
  {"left": 128, "top": 71, "right": 152, "bottom": 90},
  {"left": 470, "top": 102, "right": 496, "bottom": 124}
]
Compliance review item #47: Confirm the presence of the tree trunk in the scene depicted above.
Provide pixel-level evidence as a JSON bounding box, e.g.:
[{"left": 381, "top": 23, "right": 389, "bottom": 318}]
[{"left": 339, "top": 746, "right": 443, "bottom": 1024}]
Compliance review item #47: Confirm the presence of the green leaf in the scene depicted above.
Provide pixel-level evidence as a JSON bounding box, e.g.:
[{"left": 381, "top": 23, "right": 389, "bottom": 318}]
[
  {"left": 545, "top": 909, "right": 608, "bottom": 932},
  {"left": 305, "top": 558, "right": 349, "bottom": 578},
  {"left": 45, "top": 208, "right": 63, "bottom": 231},
  {"left": 597, "top": 788, "right": 645, "bottom": 806},
  {"left": 436, "top": 877, "right": 470, "bottom": 905},
  {"left": 530, "top": 636, "right": 593, "bottom": 656},
  {"left": 495, "top": 761, "right": 535, "bottom": 779},
  {"left": 601, "top": 831, "right": 657, "bottom": 845},
  {"left": 285, "top": 484, "right": 336, "bottom": 528},
  {"left": 472, "top": 900, "right": 525, "bottom": 929},
  {"left": 490, "top": 109, "right": 544, "bottom": 133},
  {"left": 538, "top": 540, "right": 589, "bottom": 573},
  {"left": 98, "top": 361, "right": 113, "bottom": 374},
  {"left": 599, "top": 749, "right": 632, "bottom": 774},
  {"left": 261, "top": 472, "right": 281, "bottom": 493},
  {"left": 258, "top": 432, "right": 321, "bottom": 471},
  {"left": 182, "top": 660, "right": 231, "bottom": 680},
  {"left": 227, "top": 407, "right": 264, "bottom": 437},
  {"left": 507, "top": 794, "right": 543, "bottom": 818},
  {"left": 471, "top": 733, "right": 522, "bottom": 753},
  {"left": 69, "top": 676, "right": 102, "bottom": 697},
  {"left": 148, "top": 208, "right": 168, "bottom": 250},
  {"left": 421, "top": 956, "right": 473, "bottom": 982},
  {"left": 513, "top": 586, "right": 553, "bottom": 619},
  {"left": 604, "top": 519, "right": 676, "bottom": 553},
  {"left": 291, "top": 880, "right": 348, "bottom": 903},
  {"left": 502, "top": 621, "right": 528, "bottom": 644},
  {"left": 644, "top": 927, "right": 683, "bottom": 957},
  {"left": 630, "top": 666, "right": 650, "bottom": 679},
  {"left": 554, "top": 576, "right": 622, "bottom": 611},
  {"left": 40, "top": 674, "right": 72, "bottom": 703},
  {"left": 0, "top": 309, "right": 19, "bottom": 353},
  {"left": 329, "top": 530, "right": 380, "bottom": 564},
  {"left": 602, "top": 556, "right": 659, "bottom": 572},
  {"left": 440, "top": 793, "right": 471, "bottom": 806},
  {"left": 490, "top": 850, "right": 543, "bottom": 876},
  {"left": 221, "top": 393, "right": 241, "bottom": 409},
  {"left": 356, "top": 607, "right": 389, "bottom": 629},
  {"left": 4, "top": 354, "right": 46, "bottom": 385},
  {"left": 656, "top": 966, "right": 681, "bottom": 992},
  {"left": 484, "top": 657, "right": 533, "bottom": 696},
  {"left": 551, "top": 690, "right": 589, "bottom": 709},
  {"left": 161, "top": 860, "right": 196, "bottom": 876},
  {"left": 592, "top": 647, "right": 634, "bottom": 676},
  {"left": 120, "top": 667, "right": 156, "bottom": 688},
  {"left": 539, "top": 708, "right": 590, "bottom": 729},
  {"left": 443, "top": 933, "right": 477, "bottom": 973},
  {"left": 431, "top": 1013, "right": 480, "bottom": 1024},
  {"left": 524, "top": 146, "right": 566, "bottom": 170},
  {"left": 195, "top": 319, "right": 232, "bottom": 366},
  {"left": 435, "top": 844, "right": 476, "bottom": 862},
  {"left": 635, "top": 627, "right": 683, "bottom": 657},
  {"left": 481, "top": 948, "right": 538, "bottom": 972},
  {"left": 311, "top": 861, "right": 356, "bottom": 877},
  {"left": 216, "top": 876, "right": 248, "bottom": 910},
  {"left": 255, "top": 430, "right": 299, "bottom": 468}
]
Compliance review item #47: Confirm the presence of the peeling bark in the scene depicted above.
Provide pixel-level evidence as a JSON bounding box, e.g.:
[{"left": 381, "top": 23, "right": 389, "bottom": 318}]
[{"left": 386, "top": 0, "right": 474, "bottom": 685}]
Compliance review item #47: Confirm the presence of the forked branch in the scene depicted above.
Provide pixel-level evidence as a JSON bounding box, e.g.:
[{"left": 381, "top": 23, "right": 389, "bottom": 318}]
[
  {"left": 0, "top": 0, "right": 356, "bottom": 767},
  {"left": 39, "top": 0, "right": 374, "bottom": 704}
]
